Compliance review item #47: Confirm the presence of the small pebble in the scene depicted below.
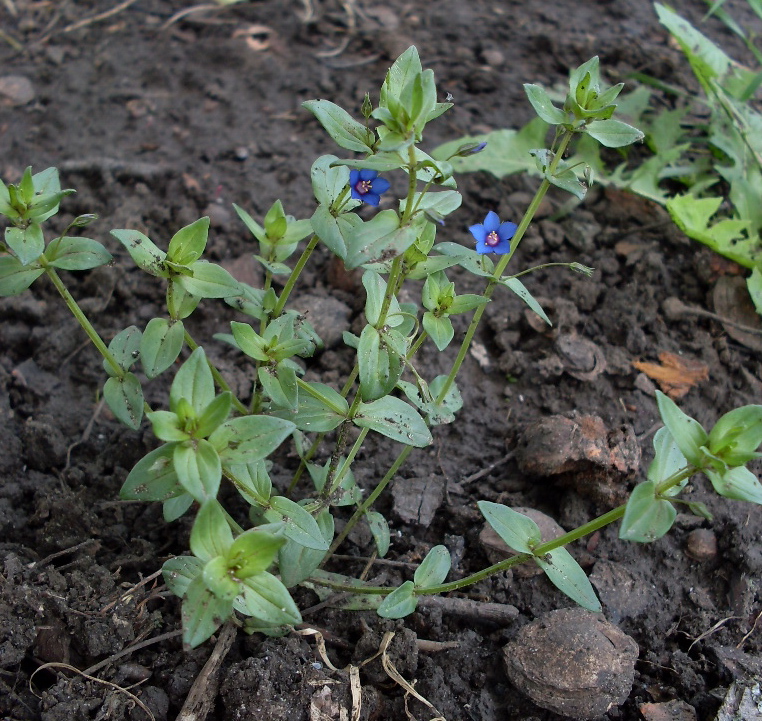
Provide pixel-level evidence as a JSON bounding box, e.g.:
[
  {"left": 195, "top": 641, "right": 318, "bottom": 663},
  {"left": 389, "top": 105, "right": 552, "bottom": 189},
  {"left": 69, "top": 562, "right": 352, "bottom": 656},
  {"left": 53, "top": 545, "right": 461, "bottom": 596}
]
[
  {"left": 639, "top": 699, "right": 697, "bottom": 721},
  {"left": 685, "top": 528, "right": 717, "bottom": 562}
]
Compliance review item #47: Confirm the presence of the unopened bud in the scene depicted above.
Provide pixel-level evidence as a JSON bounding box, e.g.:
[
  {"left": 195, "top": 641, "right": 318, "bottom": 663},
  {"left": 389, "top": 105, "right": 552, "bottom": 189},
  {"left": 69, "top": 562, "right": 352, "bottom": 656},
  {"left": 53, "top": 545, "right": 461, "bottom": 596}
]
[
  {"left": 456, "top": 141, "right": 487, "bottom": 157},
  {"left": 72, "top": 213, "right": 98, "bottom": 227},
  {"left": 361, "top": 93, "right": 373, "bottom": 119},
  {"left": 570, "top": 263, "right": 594, "bottom": 277}
]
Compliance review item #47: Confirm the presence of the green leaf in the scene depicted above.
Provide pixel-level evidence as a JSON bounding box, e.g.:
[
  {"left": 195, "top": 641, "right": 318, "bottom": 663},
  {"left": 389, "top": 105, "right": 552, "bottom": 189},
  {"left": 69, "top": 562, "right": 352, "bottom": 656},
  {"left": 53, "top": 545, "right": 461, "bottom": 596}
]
[
  {"left": 354, "top": 396, "right": 433, "bottom": 448},
  {"left": 584, "top": 119, "right": 644, "bottom": 148},
  {"left": 422, "top": 312, "right": 454, "bottom": 351},
  {"left": 619, "top": 480, "right": 677, "bottom": 542},
  {"left": 278, "top": 510, "right": 334, "bottom": 587},
  {"left": 275, "top": 381, "right": 349, "bottom": 433},
  {"left": 302, "top": 100, "right": 375, "bottom": 153},
  {"left": 111, "top": 229, "right": 169, "bottom": 277},
  {"left": 535, "top": 548, "right": 602, "bottom": 612},
  {"left": 170, "top": 347, "right": 215, "bottom": 416},
  {"left": 211, "top": 415, "right": 295, "bottom": 465},
  {"left": 398, "top": 376, "right": 462, "bottom": 426},
  {"left": 233, "top": 203, "right": 266, "bottom": 242},
  {"left": 195, "top": 392, "right": 233, "bottom": 438},
  {"left": 357, "top": 325, "right": 405, "bottom": 402},
  {"left": 228, "top": 460, "right": 272, "bottom": 506},
  {"left": 46, "top": 237, "right": 112, "bottom": 270},
  {"left": 164, "top": 493, "right": 194, "bottom": 522},
  {"left": 310, "top": 205, "right": 362, "bottom": 260},
  {"left": 258, "top": 363, "right": 298, "bottom": 410},
  {"left": 202, "top": 555, "right": 240, "bottom": 601},
  {"left": 377, "top": 581, "right": 417, "bottom": 619},
  {"left": 706, "top": 466, "right": 762, "bottom": 504},
  {"left": 345, "top": 210, "right": 418, "bottom": 270},
  {"left": 178, "top": 260, "right": 241, "bottom": 299},
  {"left": 104, "top": 325, "right": 142, "bottom": 376},
  {"left": 181, "top": 575, "right": 233, "bottom": 648},
  {"left": 227, "top": 528, "right": 284, "bottom": 579},
  {"left": 173, "top": 439, "right": 222, "bottom": 502},
  {"left": 265, "top": 495, "right": 330, "bottom": 550},
  {"left": 140, "top": 318, "right": 185, "bottom": 379},
  {"left": 366, "top": 510, "right": 390, "bottom": 557},
  {"left": 498, "top": 276, "right": 551, "bottom": 325},
  {"left": 167, "top": 217, "right": 210, "bottom": 266},
  {"left": 310, "top": 155, "right": 357, "bottom": 208},
  {"left": 120, "top": 443, "right": 183, "bottom": 501},
  {"left": 447, "top": 294, "right": 489, "bottom": 314},
  {"left": 190, "top": 499, "right": 234, "bottom": 562},
  {"left": 414, "top": 545, "right": 450, "bottom": 588},
  {"left": 477, "top": 501, "right": 541, "bottom": 554},
  {"left": 707, "top": 405, "right": 762, "bottom": 466},
  {"left": 5, "top": 223, "right": 44, "bottom": 266},
  {"left": 748, "top": 268, "right": 762, "bottom": 315},
  {"left": 380, "top": 46, "right": 422, "bottom": 111},
  {"left": 162, "top": 555, "right": 203, "bottom": 598},
  {"left": 0, "top": 256, "right": 43, "bottom": 295},
  {"left": 665, "top": 195, "right": 754, "bottom": 269},
  {"left": 524, "top": 84, "right": 567, "bottom": 124},
  {"left": 148, "top": 410, "right": 189, "bottom": 442},
  {"left": 234, "top": 571, "right": 302, "bottom": 626},
  {"left": 656, "top": 390, "right": 708, "bottom": 467},
  {"left": 103, "top": 373, "right": 144, "bottom": 430},
  {"left": 647, "top": 427, "right": 689, "bottom": 498}
]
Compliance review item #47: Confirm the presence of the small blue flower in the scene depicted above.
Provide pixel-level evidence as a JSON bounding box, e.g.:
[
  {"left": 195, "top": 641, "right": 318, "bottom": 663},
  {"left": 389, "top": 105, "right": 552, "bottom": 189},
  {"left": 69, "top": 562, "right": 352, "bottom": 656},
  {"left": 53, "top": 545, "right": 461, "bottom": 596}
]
[
  {"left": 469, "top": 211, "right": 517, "bottom": 255},
  {"left": 349, "top": 169, "right": 391, "bottom": 207}
]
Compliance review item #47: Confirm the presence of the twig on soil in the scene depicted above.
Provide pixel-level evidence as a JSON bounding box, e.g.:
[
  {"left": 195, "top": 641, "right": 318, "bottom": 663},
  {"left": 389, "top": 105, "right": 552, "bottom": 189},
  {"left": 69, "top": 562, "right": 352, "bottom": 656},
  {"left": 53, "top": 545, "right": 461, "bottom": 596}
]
[
  {"left": 58, "top": 157, "right": 173, "bottom": 181},
  {"left": 663, "top": 296, "right": 762, "bottom": 336},
  {"left": 160, "top": 4, "right": 226, "bottom": 31},
  {"left": 61, "top": 396, "right": 105, "bottom": 477},
  {"left": 418, "top": 595, "right": 519, "bottom": 624},
  {"left": 416, "top": 639, "right": 460, "bottom": 653},
  {"left": 83, "top": 630, "right": 183, "bottom": 677},
  {"left": 461, "top": 452, "right": 514, "bottom": 485},
  {"left": 737, "top": 608, "right": 762, "bottom": 648},
  {"left": 30, "top": 662, "right": 155, "bottom": 720},
  {"left": 31, "top": 539, "right": 100, "bottom": 569},
  {"left": 99, "top": 569, "right": 164, "bottom": 614},
  {"left": 62, "top": 0, "right": 141, "bottom": 33},
  {"left": 177, "top": 621, "right": 237, "bottom": 721},
  {"left": 314, "top": 0, "right": 356, "bottom": 58},
  {"left": 688, "top": 615, "right": 743, "bottom": 653}
]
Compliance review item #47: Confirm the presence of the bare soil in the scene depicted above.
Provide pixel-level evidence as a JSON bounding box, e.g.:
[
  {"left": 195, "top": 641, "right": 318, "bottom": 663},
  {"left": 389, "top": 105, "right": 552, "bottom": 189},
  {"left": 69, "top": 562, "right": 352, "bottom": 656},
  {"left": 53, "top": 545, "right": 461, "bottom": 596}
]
[{"left": 1, "top": 1, "right": 761, "bottom": 720}]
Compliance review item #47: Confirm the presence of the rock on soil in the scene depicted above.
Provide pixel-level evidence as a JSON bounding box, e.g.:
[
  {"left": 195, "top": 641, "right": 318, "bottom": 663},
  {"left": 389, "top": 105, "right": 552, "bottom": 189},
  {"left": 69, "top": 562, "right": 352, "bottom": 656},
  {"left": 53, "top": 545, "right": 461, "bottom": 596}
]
[{"left": 503, "top": 607, "right": 639, "bottom": 719}]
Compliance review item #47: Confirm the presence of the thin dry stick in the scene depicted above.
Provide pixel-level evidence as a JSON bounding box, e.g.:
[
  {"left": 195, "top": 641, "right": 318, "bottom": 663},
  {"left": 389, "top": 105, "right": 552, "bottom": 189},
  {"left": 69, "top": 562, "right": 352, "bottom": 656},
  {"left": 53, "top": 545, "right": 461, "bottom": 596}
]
[
  {"left": 160, "top": 4, "right": 222, "bottom": 30},
  {"left": 30, "top": 663, "right": 155, "bottom": 720},
  {"left": 177, "top": 621, "right": 237, "bottom": 721},
  {"left": 63, "top": 0, "right": 141, "bottom": 33},
  {"left": 84, "top": 629, "right": 183, "bottom": 676}
]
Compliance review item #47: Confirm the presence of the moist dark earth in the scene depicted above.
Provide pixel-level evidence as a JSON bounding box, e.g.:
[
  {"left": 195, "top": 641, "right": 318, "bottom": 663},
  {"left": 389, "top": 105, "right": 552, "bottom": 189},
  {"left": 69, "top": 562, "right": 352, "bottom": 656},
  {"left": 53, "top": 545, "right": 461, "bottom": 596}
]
[{"left": 1, "top": 1, "right": 762, "bottom": 720}]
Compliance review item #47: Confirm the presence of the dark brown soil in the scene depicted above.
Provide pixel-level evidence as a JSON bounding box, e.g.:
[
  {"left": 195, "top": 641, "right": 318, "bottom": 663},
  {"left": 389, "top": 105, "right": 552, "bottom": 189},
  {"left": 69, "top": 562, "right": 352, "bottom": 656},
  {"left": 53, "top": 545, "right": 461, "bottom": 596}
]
[{"left": 1, "top": 1, "right": 761, "bottom": 720}]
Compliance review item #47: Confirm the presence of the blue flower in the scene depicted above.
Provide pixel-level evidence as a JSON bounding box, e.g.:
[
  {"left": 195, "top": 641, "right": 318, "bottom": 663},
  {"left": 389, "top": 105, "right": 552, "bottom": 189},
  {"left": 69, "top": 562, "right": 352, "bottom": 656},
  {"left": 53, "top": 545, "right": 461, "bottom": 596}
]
[
  {"left": 349, "top": 169, "right": 391, "bottom": 207},
  {"left": 469, "top": 211, "right": 517, "bottom": 254}
]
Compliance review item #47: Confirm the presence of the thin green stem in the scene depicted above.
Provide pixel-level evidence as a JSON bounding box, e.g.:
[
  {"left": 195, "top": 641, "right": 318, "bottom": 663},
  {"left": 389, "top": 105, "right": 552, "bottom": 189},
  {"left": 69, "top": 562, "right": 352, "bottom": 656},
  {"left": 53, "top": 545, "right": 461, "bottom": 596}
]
[
  {"left": 321, "top": 427, "right": 369, "bottom": 504},
  {"left": 43, "top": 264, "right": 124, "bottom": 378},
  {"left": 272, "top": 234, "right": 320, "bottom": 317},
  {"left": 435, "top": 131, "right": 574, "bottom": 404}
]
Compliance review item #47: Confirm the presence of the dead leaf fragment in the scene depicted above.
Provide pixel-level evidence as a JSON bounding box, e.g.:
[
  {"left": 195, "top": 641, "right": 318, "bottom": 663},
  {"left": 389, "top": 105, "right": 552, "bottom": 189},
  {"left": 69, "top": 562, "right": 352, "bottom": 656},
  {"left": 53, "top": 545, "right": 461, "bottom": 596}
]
[{"left": 632, "top": 351, "right": 708, "bottom": 399}]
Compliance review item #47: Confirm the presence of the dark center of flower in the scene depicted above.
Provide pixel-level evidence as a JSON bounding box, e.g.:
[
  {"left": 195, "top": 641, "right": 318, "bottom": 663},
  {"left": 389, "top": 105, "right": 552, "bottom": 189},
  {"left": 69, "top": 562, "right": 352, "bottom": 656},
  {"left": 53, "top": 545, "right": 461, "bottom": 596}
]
[
  {"left": 355, "top": 179, "right": 373, "bottom": 195},
  {"left": 485, "top": 230, "right": 500, "bottom": 247}
]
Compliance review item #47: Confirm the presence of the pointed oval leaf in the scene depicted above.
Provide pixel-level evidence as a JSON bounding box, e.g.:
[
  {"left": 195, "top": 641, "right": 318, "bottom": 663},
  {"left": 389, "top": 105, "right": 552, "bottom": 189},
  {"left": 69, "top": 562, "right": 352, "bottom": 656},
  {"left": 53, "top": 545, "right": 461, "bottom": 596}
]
[
  {"left": 0, "top": 256, "right": 44, "bottom": 296},
  {"left": 477, "top": 501, "right": 541, "bottom": 554},
  {"left": 164, "top": 492, "right": 195, "bottom": 522},
  {"left": 103, "top": 372, "right": 144, "bottom": 430},
  {"left": 354, "top": 396, "right": 433, "bottom": 448},
  {"left": 377, "top": 580, "right": 418, "bottom": 619},
  {"left": 524, "top": 84, "right": 567, "bottom": 124},
  {"left": 584, "top": 119, "right": 644, "bottom": 148},
  {"left": 170, "top": 347, "right": 215, "bottom": 416},
  {"left": 302, "top": 100, "right": 375, "bottom": 153},
  {"left": 265, "top": 495, "right": 329, "bottom": 551},
  {"left": 190, "top": 499, "right": 234, "bottom": 562},
  {"left": 120, "top": 443, "right": 182, "bottom": 501},
  {"left": 181, "top": 575, "right": 233, "bottom": 648},
  {"left": 278, "top": 510, "right": 334, "bottom": 587},
  {"left": 708, "top": 405, "right": 762, "bottom": 466},
  {"left": 234, "top": 571, "right": 301, "bottom": 626},
  {"left": 203, "top": 555, "right": 240, "bottom": 601},
  {"left": 47, "top": 236, "right": 112, "bottom": 270},
  {"left": 111, "top": 228, "right": 168, "bottom": 277},
  {"left": 5, "top": 223, "right": 44, "bottom": 266},
  {"left": 173, "top": 439, "right": 221, "bottom": 502},
  {"left": 178, "top": 260, "right": 241, "bottom": 299},
  {"left": 535, "top": 547, "right": 602, "bottom": 612},
  {"left": 140, "top": 318, "right": 185, "bottom": 379},
  {"left": 366, "top": 510, "right": 390, "bottom": 557},
  {"left": 211, "top": 415, "right": 295, "bottom": 465},
  {"left": 228, "top": 528, "right": 285, "bottom": 579},
  {"left": 706, "top": 466, "right": 762, "bottom": 504},
  {"left": 167, "top": 216, "right": 210, "bottom": 266},
  {"left": 619, "top": 480, "right": 677, "bottom": 542},
  {"left": 163, "top": 555, "right": 204, "bottom": 598},
  {"left": 656, "top": 391, "right": 708, "bottom": 467},
  {"left": 414, "top": 545, "right": 451, "bottom": 588}
]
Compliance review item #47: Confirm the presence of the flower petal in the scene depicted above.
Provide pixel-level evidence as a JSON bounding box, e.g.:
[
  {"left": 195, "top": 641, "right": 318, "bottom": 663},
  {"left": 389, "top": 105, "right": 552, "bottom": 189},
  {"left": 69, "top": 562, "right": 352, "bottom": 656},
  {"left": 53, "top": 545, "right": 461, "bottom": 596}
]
[
  {"left": 364, "top": 193, "right": 381, "bottom": 207},
  {"left": 498, "top": 221, "right": 518, "bottom": 241},
  {"left": 370, "top": 177, "right": 391, "bottom": 195},
  {"left": 483, "top": 211, "right": 500, "bottom": 232},
  {"left": 492, "top": 237, "right": 511, "bottom": 254},
  {"left": 349, "top": 169, "right": 360, "bottom": 186},
  {"left": 469, "top": 223, "right": 487, "bottom": 244},
  {"left": 358, "top": 169, "right": 378, "bottom": 181}
]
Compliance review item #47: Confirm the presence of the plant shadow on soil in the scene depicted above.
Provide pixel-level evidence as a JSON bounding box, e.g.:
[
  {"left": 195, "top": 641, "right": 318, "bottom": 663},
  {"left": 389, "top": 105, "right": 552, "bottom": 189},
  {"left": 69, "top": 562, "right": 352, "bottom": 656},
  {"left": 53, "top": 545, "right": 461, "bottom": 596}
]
[{"left": 1, "top": 1, "right": 761, "bottom": 720}]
